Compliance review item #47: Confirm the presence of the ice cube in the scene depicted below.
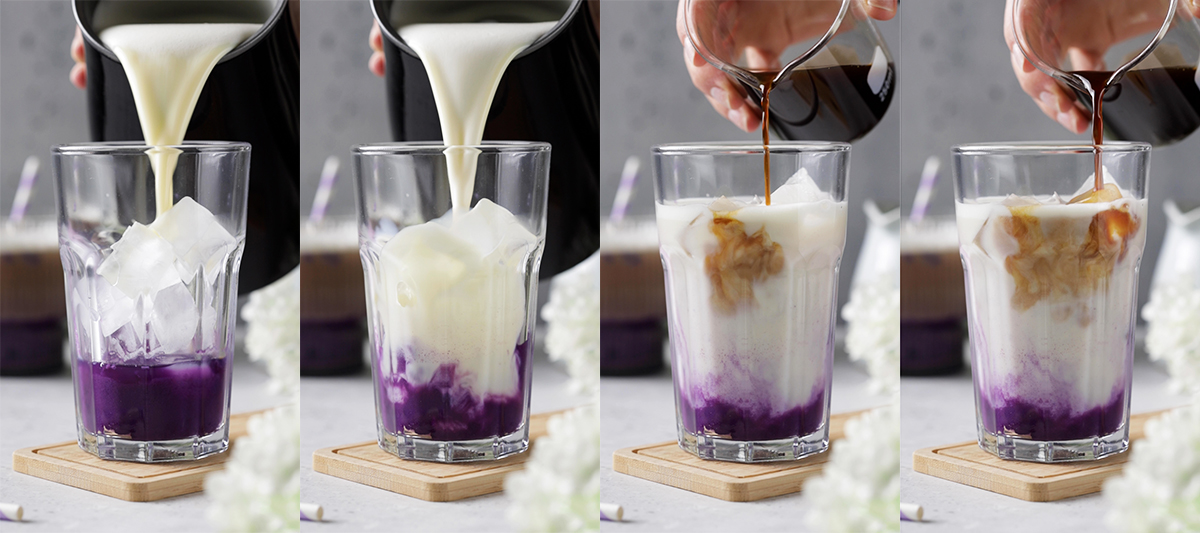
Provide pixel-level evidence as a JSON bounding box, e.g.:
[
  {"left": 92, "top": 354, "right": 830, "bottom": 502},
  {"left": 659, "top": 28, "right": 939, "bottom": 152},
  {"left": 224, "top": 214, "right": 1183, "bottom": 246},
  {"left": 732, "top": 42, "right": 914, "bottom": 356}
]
[
  {"left": 95, "top": 281, "right": 136, "bottom": 337},
  {"left": 708, "top": 196, "right": 745, "bottom": 213},
  {"left": 105, "top": 321, "right": 145, "bottom": 361},
  {"left": 150, "top": 197, "right": 237, "bottom": 282},
  {"left": 381, "top": 222, "right": 476, "bottom": 301},
  {"left": 450, "top": 199, "right": 511, "bottom": 256},
  {"left": 1070, "top": 165, "right": 1118, "bottom": 198},
  {"left": 999, "top": 194, "right": 1042, "bottom": 208},
  {"left": 97, "top": 222, "right": 182, "bottom": 299},
  {"left": 1068, "top": 182, "right": 1122, "bottom": 204},
  {"left": 771, "top": 168, "right": 825, "bottom": 204},
  {"left": 150, "top": 283, "right": 198, "bottom": 354}
]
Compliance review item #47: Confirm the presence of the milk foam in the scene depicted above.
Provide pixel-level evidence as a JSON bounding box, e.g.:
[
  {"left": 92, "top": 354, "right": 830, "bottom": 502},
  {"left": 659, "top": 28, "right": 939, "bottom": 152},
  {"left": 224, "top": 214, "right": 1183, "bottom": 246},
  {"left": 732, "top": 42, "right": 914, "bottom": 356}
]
[
  {"left": 657, "top": 195, "right": 847, "bottom": 412},
  {"left": 957, "top": 194, "right": 1147, "bottom": 411}
]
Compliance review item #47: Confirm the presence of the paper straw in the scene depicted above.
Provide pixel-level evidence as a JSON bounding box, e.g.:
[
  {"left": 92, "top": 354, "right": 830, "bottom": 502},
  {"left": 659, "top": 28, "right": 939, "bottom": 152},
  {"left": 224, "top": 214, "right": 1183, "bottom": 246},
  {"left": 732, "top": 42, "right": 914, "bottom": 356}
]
[
  {"left": 8, "top": 156, "right": 40, "bottom": 223},
  {"left": 900, "top": 502, "right": 923, "bottom": 522},
  {"left": 0, "top": 503, "right": 23, "bottom": 522},
  {"left": 908, "top": 156, "right": 940, "bottom": 224},
  {"left": 608, "top": 156, "right": 641, "bottom": 225},
  {"left": 308, "top": 156, "right": 341, "bottom": 224},
  {"left": 600, "top": 502, "right": 623, "bottom": 522},
  {"left": 300, "top": 502, "right": 323, "bottom": 522}
]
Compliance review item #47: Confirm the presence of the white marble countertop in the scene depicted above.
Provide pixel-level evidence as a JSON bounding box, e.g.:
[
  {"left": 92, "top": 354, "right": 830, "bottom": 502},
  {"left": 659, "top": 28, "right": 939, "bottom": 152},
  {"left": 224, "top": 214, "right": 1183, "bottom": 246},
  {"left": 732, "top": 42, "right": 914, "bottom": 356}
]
[
  {"left": 900, "top": 338, "right": 1191, "bottom": 532},
  {"left": 600, "top": 334, "right": 892, "bottom": 532},
  {"left": 299, "top": 336, "right": 590, "bottom": 532},
  {"left": 0, "top": 335, "right": 290, "bottom": 532}
]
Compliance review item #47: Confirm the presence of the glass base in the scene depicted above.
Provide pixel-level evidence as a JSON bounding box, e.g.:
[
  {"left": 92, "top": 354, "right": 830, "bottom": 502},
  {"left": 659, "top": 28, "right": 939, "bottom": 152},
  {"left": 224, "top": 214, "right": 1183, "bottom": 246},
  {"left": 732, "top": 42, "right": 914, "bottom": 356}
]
[
  {"left": 377, "top": 425, "right": 529, "bottom": 463},
  {"left": 977, "top": 423, "right": 1128, "bottom": 463},
  {"left": 677, "top": 424, "right": 829, "bottom": 463},
  {"left": 77, "top": 424, "right": 229, "bottom": 463}
]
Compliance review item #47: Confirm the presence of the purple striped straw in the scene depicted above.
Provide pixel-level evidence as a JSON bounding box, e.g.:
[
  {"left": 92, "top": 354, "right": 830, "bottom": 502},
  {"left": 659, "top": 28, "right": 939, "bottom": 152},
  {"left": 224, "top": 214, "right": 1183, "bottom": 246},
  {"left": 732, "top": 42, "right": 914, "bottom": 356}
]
[
  {"left": 908, "top": 156, "right": 940, "bottom": 224},
  {"left": 900, "top": 502, "right": 923, "bottom": 522},
  {"left": 608, "top": 156, "right": 641, "bottom": 225},
  {"left": 300, "top": 502, "right": 323, "bottom": 522},
  {"left": 308, "top": 156, "right": 341, "bottom": 224},
  {"left": 0, "top": 503, "right": 23, "bottom": 522},
  {"left": 600, "top": 502, "right": 623, "bottom": 522},
  {"left": 8, "top": 156, "right": 40, "bottom": 223}
]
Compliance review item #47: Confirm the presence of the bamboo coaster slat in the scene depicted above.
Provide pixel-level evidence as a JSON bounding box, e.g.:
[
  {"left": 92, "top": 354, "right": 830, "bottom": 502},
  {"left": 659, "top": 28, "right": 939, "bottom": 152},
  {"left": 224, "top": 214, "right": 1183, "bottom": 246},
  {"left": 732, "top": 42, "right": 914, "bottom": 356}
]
[{"left": 912, "top": 409, "right": 1169, "bottom": 502}]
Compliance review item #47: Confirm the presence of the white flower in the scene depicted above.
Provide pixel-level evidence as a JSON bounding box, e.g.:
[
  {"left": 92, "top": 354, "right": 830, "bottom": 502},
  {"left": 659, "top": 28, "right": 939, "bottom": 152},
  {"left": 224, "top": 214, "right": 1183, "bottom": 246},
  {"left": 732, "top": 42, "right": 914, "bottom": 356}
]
[
  {"left": 1143, "top": 282, "right": 1200, "bottom": 396},
  {"left": 241, "top": 267, "right": 300, "bottom": 399},
  {"left": 540, "top": 252, "right": 600, "bottom": 399},
  {"left": 842, "top": 275, "right": 900, "bottom": 397},
  {"left": 1103, "top": 400, "right": 1200, "bottom": 533},
  {"left": 205, "top": 405, "right": 300, "bottom": 533},
  {"left": 505, "top": 404, "right": 600, "bottom": 533},
  {"left": 805, "top": 403, "right": 900, "bottom": 533}
]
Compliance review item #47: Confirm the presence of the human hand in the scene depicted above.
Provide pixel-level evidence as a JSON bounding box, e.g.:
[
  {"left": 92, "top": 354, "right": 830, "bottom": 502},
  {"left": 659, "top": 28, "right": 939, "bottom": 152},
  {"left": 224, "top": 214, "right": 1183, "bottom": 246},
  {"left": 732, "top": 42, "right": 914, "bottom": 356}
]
[
  {"left": 70, "top": 27, "right": 87, "bottom": 89},
  {"left": 678, "top": 0, "right": 896, "bottom": 132},
  {"left": 1003, "top": 0, "right": 1200, "bottom": 134},
  {"left": 369, "top": 21, "right": 386, "bottom": 77}
]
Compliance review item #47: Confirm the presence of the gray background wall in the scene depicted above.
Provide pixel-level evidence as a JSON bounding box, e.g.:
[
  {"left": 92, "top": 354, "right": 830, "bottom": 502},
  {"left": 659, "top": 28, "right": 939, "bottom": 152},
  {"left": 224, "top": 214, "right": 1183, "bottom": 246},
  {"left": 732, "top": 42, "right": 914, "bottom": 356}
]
[
  {"left": 0, "top": 0, "right": 90, "bottom": 219},
  {"left": 901, "top": 0, "right": 1200, "bottom": 316},
  {"left": 298, "top": 0, "right": 391, "bottom": 218},
  {"left": 600, "top": 0, "right": 902, "bottom": 317}
]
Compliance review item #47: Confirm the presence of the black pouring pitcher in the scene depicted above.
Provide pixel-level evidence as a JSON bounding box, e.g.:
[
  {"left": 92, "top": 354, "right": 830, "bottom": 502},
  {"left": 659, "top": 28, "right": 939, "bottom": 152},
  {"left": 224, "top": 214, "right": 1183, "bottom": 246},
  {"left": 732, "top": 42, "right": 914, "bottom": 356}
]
[
  {"left": 371, "top": 0, "right": 600, "bottom": 279},
  {"left": 74, "top": 0, "right": 300, "bottom": 294}
]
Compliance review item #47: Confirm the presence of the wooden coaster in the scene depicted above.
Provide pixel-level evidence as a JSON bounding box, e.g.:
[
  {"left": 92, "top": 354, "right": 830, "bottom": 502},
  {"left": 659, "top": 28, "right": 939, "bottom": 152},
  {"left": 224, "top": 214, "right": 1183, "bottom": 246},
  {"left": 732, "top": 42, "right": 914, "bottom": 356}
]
[
  {"left": 12, "top": 410, "right": 266, "bottom": 502},
  {"left": 611, "top": 410, "right": 866, "bottom": 502},
  {"left": 912, "top": 409, "right": 1171, "bottom": 502},
  {"left": 312, "top": 410, "right": 561, "bottom": 502}
]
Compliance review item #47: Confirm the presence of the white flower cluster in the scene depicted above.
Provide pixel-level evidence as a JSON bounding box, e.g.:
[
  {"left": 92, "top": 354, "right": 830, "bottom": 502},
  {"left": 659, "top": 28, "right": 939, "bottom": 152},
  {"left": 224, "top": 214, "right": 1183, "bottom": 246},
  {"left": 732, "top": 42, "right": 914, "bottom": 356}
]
[
  {"left": 505, "top": 404, "right": 600, "bottom": 533},
  {"left": 1143, "top": 282, "right": 1200, "bottom": 396},
  {"left": 540, "top": 252, "right": 600, "bottom": 399},
  {"left": 205, "top": 405, "right": 300, "bottom": 533},
  {"left": 842, "top": 275, "right": 900, "bottom": 397},
  {"left": 241, "top": 267, "right": 300, "bottom": 399},
  {"left": 1103, "top": 401, "right": 1200, "bottom": 532},
  {"left": 805, "top": 403, "right": 900, "bottom": 533}
]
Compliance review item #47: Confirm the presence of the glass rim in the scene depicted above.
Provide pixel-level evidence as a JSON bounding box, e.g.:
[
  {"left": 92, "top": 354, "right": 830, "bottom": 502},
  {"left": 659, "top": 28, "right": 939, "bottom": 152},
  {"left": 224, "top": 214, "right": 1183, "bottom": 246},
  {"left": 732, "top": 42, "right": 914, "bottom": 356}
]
[
  {"left": 52, "top": 141, "right": 251, "bottom": 155},
  {"left": 353, "top": 141, "right": 552, "bottom": 155},
  {"left": 652, "top": 141, "right": 851, "bottom": 155},
  {"left": 952, "top": 141, "right": 1151, "bottom": 155}
]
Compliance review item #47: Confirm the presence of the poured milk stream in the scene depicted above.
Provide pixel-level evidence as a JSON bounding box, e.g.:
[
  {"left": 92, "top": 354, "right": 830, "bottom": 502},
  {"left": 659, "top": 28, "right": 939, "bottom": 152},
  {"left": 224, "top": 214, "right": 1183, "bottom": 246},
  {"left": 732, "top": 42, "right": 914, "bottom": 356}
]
[
  {"left": 100, "top": 23, "right": 258, "bottom": 216},
  {"left": 372, "top": 22, "right": 553, "bottom": 397}
]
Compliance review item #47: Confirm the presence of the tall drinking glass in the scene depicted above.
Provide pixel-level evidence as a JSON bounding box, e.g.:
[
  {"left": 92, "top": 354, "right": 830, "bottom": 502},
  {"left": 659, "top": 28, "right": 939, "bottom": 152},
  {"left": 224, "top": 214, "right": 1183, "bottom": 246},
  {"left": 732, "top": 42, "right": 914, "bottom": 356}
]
[
  {"left": 354, "top": 142, "right": 550, "bottom": 462},
  {"left": 653, "top": 142, "right": 849, "bottom": 463},
  {"left": 953, "top": 142, "right": 1150, "bottom": 462},
  {"left": 54, "top": 142, "right": 250, "bottom": 462}
]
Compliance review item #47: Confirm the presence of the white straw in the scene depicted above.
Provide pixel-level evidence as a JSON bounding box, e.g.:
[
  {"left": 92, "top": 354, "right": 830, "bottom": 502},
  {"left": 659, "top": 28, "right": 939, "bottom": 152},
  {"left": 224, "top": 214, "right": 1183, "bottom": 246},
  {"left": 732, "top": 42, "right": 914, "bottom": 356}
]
[
  {"left": 600, "top": 502, "right": 623, "bottom": 522},
  {"left": 300, "top": 502, "right": 323, "bottom": 522},
  {"left": 8, "top": 156, "right": 39, "bottom": 223},
  {"left": 0, "top": 503, "right": 23, "bottom": 522},
  {"left": 900, "top": 502, "right": 923, "bottom": 522}
]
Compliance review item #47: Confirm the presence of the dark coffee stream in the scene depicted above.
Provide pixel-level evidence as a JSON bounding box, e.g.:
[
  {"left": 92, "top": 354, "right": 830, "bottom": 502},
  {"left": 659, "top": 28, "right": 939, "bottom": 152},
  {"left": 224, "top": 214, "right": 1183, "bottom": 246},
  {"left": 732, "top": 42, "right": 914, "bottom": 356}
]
[
  {"left": 1070, "top": 66, "right": 1200, "bottom": 191},
  {"left": 746, "top": 63, "right": 896, "bottom": 204}
]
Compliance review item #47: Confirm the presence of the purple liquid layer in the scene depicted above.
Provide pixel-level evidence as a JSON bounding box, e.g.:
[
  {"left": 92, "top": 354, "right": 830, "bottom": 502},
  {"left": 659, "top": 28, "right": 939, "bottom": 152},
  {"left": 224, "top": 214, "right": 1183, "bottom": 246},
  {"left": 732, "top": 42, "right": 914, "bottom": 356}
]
[
  {"left": 0, "top": 319, "right": 64, "bottom": 376},
  {"left": 677, "top": 388, "right": 826, "bottom": 442},
  {"left": 600, "top": 319, "right": 664, "bottom": 376},
  {"left": 900, "top": 319, "right": 964, "bottom": 375},
  {"left": 74, "top": 355, "right": 230, "bottom": 442},
  {"left": 376, "top": 341, "right": 530, "bottom": 442},
  {"left": 978, "top": 390, "right": 1126, "bottom": 441},
  {"left": 301, "top": 319, "right": 365, "bottom": 375}
]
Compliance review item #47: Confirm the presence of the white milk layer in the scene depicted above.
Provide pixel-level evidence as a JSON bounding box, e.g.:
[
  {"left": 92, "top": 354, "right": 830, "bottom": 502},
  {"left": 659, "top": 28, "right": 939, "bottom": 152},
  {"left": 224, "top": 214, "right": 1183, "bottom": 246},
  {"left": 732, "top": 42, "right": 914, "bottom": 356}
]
[
  {"left": 100, "top": 23, "right": 258, "bottom": 216},
  {"left": 0, "top": 220, "right": 58, "bottom": 253},
  {"left": 656, "top": 190, "right": 847, "bottom": 413},
  {"left": 600, "top": 218, "right": 660, "bottom": 253},
  {"left": 957, "top": 194, "right": 1147, "bottom": 411},
  {"left": 369, "top": 21, "right": 553, "bottom": 398},
  {"left": 374, "top": 199, "right": 539, "bottom": 397}
]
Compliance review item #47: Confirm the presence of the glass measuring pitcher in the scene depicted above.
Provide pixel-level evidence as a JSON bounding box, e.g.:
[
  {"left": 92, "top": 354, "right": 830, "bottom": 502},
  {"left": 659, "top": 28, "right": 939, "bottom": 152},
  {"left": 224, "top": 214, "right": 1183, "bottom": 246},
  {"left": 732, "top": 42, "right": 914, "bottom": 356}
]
[
  {"left": 684, "top": 0, "right": 895, "bottom": 141},
  {"left": 1013, "top": 0, "right": 1200, "bottom": 146}
]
